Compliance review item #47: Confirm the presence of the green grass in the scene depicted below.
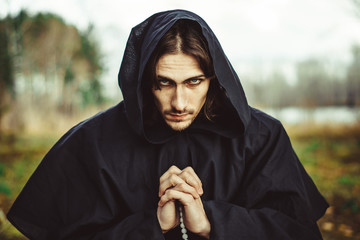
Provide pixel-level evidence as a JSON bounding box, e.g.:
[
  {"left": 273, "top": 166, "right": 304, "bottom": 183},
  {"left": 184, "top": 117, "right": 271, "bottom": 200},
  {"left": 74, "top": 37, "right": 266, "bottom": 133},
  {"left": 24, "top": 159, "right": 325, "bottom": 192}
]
[
  {"left": 289, "top": 124, "right": 360, "bottom": 240},
  {"left": 0, "top": 133, "right": 57, "bottom": 240}
]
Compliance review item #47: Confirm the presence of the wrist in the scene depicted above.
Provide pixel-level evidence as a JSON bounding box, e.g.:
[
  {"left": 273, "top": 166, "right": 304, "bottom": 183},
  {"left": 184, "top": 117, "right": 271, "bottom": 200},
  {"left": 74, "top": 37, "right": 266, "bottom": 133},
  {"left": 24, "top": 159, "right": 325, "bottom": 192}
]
[
  {"left": 159, "top": 219, "right": 179, "bottom": 234},
  {"left": 157, "top": 207, "right": 179, "bottom": 234},
  {"left": 195, "top": 219, "right": 211, "bottom": 239}
]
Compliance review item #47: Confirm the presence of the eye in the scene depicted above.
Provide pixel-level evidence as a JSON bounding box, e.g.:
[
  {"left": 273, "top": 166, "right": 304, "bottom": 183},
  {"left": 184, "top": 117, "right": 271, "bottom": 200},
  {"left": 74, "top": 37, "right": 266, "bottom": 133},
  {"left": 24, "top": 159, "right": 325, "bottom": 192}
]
[
  {"left": 186, "top": 79, "right": 202, "bottom": 86},
  {"left": 158, "top": 79, "right": 171, "bottom": 86}
]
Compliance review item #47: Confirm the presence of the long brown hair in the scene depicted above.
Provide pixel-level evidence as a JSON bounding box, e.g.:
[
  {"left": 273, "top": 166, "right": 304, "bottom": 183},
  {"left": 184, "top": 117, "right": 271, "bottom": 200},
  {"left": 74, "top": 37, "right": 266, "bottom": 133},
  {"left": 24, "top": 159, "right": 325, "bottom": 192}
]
[{"left": 142, "top": 19, "right": 223, "bottom": 123}]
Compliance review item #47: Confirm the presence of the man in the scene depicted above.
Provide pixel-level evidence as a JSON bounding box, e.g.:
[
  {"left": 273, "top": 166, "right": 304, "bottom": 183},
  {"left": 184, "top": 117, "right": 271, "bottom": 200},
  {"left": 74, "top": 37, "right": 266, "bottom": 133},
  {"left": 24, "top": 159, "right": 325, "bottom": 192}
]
[{"left": 7, "top": 10, "right": 328, "bottom": 239}]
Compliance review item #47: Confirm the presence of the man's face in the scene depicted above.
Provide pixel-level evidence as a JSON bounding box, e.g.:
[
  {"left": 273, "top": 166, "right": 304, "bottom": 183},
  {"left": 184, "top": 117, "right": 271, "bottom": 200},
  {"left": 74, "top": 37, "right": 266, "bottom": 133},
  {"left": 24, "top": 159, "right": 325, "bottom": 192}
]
[{"left": 152, "top": 53, "right": 210, "bottom": 131}]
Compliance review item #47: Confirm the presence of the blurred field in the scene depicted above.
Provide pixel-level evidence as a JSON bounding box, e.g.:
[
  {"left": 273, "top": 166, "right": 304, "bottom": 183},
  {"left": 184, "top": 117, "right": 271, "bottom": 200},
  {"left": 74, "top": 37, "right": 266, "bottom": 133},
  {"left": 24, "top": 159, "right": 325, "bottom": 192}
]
[
  {"left": 0, "top": 123, "right": 359, "bottom": 239},
  {"left": 0, "top": 133, "right": 58, "bottom": 239},
  {"left": 287, "top": 123, "right": 360, "bottom": 240}
]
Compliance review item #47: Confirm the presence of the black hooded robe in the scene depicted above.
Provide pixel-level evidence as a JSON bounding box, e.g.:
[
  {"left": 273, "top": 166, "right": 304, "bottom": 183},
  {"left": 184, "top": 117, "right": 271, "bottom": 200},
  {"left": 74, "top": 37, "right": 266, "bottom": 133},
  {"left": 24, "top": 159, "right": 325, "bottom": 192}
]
[{"left": 7, "top": 10, "right": 328, "bottom": 240}]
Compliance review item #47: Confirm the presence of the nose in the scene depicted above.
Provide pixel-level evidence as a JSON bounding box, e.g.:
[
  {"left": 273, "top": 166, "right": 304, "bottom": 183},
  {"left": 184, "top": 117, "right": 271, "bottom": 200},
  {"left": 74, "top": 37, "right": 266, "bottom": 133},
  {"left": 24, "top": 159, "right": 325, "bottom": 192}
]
[{"left": 171, "top": 86, "right": 188, "bottom": 112}]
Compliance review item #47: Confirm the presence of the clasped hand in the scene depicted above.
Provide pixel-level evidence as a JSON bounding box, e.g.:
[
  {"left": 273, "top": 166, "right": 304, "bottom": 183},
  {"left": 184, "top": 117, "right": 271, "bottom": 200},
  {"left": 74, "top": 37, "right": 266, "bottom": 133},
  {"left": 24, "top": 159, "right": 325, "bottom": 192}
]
[{"left": 157, "top": 165, "right": 210, "bottom": 239}]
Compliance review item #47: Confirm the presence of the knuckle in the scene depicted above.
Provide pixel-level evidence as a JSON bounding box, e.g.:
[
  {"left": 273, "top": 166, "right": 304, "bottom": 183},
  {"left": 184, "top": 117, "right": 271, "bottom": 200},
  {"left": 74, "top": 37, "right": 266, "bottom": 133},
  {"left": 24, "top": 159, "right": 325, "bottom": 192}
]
[
  {"left": 165, "top": 189, "right": 175, "bottom": 197},
  {"left": 184, "top": 166, "right": 194, "bottom": 172},
  {"left": 169, "top": 174, "right": 178, "bottom": 184},
  {"left": 169, "top": 165, "right": 179, "bottom": 172},
  {"left": 184, "top": 195, "right": 194, "bottom": 203},
  {"left": 159, "top": 195, "right": 166, "bottom": 201},
  {"left": 159, "top": 183, "right": 166, "bottom": 192},
  {"left": 181, "top": 171, "right": 190, "bottom": 179}
]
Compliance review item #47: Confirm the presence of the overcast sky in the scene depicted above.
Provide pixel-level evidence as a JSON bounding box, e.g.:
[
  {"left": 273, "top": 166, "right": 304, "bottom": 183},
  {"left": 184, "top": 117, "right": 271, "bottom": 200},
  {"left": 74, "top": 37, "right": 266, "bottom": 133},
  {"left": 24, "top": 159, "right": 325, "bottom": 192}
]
[{"left": 1, "top": 0, "right": 360, "bottom": 97}]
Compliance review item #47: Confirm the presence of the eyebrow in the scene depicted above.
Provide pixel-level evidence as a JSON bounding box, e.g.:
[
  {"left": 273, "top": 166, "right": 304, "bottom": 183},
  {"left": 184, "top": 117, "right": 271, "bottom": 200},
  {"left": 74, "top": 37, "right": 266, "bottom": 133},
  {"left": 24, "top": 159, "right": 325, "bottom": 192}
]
[{"left": 157, "top": 74, "right": 207, "bottom": 82}]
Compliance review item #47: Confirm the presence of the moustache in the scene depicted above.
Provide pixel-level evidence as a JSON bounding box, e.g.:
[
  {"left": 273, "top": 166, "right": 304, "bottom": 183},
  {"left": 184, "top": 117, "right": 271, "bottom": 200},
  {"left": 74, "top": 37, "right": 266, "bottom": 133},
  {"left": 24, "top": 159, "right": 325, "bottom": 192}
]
[{"left": 164, "top": 108, "right": 194, "bottom": 115}]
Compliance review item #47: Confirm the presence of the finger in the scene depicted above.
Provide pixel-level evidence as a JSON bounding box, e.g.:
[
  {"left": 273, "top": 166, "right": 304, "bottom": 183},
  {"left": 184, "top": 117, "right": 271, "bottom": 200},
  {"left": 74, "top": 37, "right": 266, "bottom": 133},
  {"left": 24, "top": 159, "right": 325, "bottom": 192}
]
[
  {"left": 171, "top": 182, "right": 200, "bottom": 199},
  {"left": 159, "top": 175, "right": 200, "bottom": 199},
  {"left": 182, "top": 167, "right": 202, "bottom": 188},
  {"left": 158, "top": 189, "right": 194, "bottom": 207},
  {"left": 159, "top": 165, "right": 182, "bottom": 184},
  {"left": 159, "top": 174, "right": 184, "bottom": 197},
  {"left": 179, "top": 167, "right": 203, "bottom": 195}
]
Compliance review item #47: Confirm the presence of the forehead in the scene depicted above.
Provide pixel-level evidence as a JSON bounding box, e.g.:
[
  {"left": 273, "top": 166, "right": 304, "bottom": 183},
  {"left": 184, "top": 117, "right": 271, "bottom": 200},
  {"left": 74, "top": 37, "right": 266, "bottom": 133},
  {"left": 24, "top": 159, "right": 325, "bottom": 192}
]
[{"left": 156, "top": 53, "right": 204, "bottom": 81}]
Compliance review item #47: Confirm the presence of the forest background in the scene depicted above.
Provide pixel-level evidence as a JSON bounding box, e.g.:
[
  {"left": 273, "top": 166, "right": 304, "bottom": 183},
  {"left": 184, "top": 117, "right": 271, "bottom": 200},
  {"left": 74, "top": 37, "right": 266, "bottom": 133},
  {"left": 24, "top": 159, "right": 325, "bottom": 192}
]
[{"left": 0, "top": 0, "right": 360, "bottom": 239}]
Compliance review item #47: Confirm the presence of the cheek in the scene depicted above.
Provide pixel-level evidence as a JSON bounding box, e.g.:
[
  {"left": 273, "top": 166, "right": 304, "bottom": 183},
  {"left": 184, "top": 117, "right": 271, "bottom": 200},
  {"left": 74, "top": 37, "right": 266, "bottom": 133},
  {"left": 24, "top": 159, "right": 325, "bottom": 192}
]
[
  {"left": 152, "top": 91, "right": 168, "bottom": 110},
  {"left": 197, "top": 85, "right": 210, "bottom": 105}
]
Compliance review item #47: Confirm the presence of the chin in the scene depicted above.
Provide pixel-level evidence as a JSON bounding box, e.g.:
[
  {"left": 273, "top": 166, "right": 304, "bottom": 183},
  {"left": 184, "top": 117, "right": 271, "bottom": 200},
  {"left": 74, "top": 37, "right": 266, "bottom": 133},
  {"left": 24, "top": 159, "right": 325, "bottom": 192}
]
[{"left": 166, "top": 120, "right": 193, "bottom": 131}]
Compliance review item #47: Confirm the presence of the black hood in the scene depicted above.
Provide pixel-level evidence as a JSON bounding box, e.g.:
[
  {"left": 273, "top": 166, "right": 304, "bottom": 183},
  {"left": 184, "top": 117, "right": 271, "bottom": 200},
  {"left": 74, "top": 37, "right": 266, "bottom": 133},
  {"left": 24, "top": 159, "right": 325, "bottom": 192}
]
[{"left": 118, "top": 10, "right": 250, "bottom": 141}]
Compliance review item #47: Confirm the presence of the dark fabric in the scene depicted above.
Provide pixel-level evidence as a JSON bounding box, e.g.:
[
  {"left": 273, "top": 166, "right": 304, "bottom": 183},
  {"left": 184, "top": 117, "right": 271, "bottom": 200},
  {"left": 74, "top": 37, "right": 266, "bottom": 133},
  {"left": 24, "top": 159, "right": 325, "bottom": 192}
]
[{"left": 7, "top": 9, "right": 328, "bottom": 240}]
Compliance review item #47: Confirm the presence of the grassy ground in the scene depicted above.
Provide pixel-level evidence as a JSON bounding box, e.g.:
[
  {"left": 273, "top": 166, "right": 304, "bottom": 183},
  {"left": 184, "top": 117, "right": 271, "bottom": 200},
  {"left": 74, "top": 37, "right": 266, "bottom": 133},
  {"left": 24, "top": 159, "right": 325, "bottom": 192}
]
[
  {"left": 0, "top": 133, "right": 58, "bottom": 240},
  {"left": 0, "top": 123, "right": 359, "bottom": 239},
  {"left": 287, "top": 123, "right": 360, "bottom": 240}
]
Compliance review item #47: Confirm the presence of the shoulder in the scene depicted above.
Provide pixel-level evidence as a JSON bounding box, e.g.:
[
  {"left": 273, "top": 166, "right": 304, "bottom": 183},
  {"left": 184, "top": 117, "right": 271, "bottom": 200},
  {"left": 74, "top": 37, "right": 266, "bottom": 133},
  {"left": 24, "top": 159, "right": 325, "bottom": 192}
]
[
  {"left": 247, "top": 107, "right": 284, "bottom": 135},
  {"left": 77, "top": 102, "right": 128, "bottom": 133},
  {"left": 52, "top": 102, "right": 136, "bottom": 149},
  {"left": 244, "top": 107, "right": 290, "bottom": 152}
]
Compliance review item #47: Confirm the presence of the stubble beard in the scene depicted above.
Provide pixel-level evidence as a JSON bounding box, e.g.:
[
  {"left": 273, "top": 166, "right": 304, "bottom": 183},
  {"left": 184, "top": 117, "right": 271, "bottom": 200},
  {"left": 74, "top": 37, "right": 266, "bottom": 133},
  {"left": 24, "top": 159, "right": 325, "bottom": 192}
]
[
  {"left": 163, "top": 109, "right": 196, "bottom": 131},
  {"left": 165, "top": 118, "right": 194, "bottom": 131}
]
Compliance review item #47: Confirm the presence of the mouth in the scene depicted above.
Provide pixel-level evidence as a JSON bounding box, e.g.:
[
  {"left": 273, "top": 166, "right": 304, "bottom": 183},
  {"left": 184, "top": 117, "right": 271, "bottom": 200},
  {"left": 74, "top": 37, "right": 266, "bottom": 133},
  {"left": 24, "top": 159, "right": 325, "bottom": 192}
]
[
  {"left": 166, "top": 113, "right": 190, "bottom": 121},
  {"left": 169, "top": 113, "right": 188, "bottom": 119}
]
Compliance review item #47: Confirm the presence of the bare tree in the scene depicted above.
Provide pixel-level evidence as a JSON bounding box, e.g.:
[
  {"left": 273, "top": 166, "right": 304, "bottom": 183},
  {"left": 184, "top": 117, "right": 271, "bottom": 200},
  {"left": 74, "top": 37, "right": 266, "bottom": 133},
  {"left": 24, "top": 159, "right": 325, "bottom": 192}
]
[
  {"left": 346, "top": 45, "right": 360, "bottom": 106},
  {"left": 0, "top": 17, "right": 15, "bottom": 133}
]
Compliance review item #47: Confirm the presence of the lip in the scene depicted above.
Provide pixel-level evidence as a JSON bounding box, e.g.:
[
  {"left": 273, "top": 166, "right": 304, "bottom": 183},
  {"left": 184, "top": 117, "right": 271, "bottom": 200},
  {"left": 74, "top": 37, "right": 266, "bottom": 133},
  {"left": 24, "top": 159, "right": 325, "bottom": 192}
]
[{"left": 167, "top": 113, "right": 189, "bottom": 120}]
